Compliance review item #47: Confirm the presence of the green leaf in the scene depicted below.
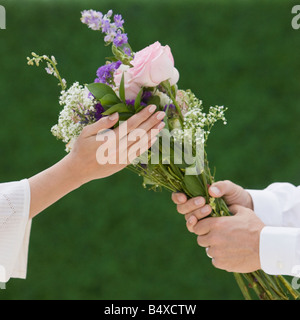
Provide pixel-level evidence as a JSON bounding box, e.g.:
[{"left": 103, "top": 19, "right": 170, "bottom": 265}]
[
  {"left": 118, "top": 112, "right": 134, "bottom": 121},
  {"left": 100, "top": 94, "right": 120, "bottom": 106},
  {"left": 105, "top": 56, "right": 119, "bottom": 62},
  {"left": 134, "top": 87, "right": 144, "bottom": 112},
  {"left": 119, "top": 73, "right": 126, "bottom": 102},
  {"left": 112, "top": 45, "right": 123, "bottom": 61},
  {"left": 183, "top": 175, "right": 205, "bottom": 197},
  {"left": 135, "top": 106, "right": 146, "bottom": 113},
  {"left": 87, "top": 83, "right": 118, "bottom": 100},
  {"left": 143, "top": 176, "right": 157, "bottom": 186},
  {"left": 147, "top": 95, "right": 161, "bottom": 108},
  {"left": 102, "top": 103, "right": 130, "bottom": 116}
]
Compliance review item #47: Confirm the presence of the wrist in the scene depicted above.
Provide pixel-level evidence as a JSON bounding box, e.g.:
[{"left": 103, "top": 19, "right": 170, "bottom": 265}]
[{"left": 60, "top": 153, "right": 89, "bottom": 188}]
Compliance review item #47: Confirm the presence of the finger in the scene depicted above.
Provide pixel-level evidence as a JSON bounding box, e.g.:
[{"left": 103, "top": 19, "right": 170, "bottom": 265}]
[
  {"left": 83, "top": 112, "right": 119, "bottom": 137},
  {"left": 172, "top": 193, "right": 188, "bottom": 205},
  {"left": 208, "top": 180, "right": 237, "bottom": 198},
  {"left": 126, "top": 120, "right": 165, "bottom": 148},
  {"left": 115, "top": 105, "right": 158, "bottom": 140},
  {"left": 184, "top": 205, "right": 212, "bottom": 221},
  {"left": 177, "top": 196, "right": 206, "bottom": 214},
  {"left": 122, "top": 122, "right": 165, "bottom": 163},
  {"left": 193, "top": 217, "right": 215, "bottom": 236},
  {"left": 186, "top": 215, "right": 198, "bottom": 233},
  {"left": 132, "top": 111, "right": 166, "bottom": 137},
  {"left": 127, "top": 135, "right": 158, "bottom": 163},
  {"left": 197, "top": 235, "right": 211, "bottom": 248},
  {"left": 228, "top": 204, "right": 244, "bottom": 215}
]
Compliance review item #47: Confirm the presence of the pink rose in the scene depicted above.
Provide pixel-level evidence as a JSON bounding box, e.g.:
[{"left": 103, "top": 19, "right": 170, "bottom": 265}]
[
  {"left": 131, "top": 41, "right": 179, "bottom": 87},
  {"left": 113, "top": 42, "right": 179, "bottom": 100},
  {"left": 114, "top": 64, "right": 142, "bottom": 100}
]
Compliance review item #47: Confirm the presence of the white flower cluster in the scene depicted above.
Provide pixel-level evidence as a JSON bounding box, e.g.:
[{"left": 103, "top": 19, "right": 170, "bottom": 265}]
[
  {"left": 174, "top": 90, "right": 227, "bottom": 145},
  {"left": 51, "top": 82, "right": 97, "bottom": 151},
  {"left": 155, "top": 90, "right": 172, "bottom": 107}
]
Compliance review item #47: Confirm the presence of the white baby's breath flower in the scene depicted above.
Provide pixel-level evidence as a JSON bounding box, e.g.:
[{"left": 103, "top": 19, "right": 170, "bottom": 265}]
[
  {"left": 174, "top": 89, "right": 227, "bottom": 145},
  {"left": 51, "top": 82, "right": 97, "bottom": 151}
]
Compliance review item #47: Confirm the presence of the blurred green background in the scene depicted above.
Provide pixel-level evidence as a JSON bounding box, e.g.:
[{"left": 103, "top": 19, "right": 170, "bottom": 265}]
[{"left": 1, "top": 0, "right": 300, "bottom": 300}]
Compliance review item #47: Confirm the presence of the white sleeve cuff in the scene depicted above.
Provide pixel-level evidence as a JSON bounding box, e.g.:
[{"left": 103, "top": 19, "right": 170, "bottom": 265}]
[
  {"left": 247, "top": 189, "right": 282, "bottom": 226},
  {"left": 260, "top": 226, "right": 300, "bottom": 276},
  {"left": 0, "top": 179, "right": 32, "bottom": 283}
]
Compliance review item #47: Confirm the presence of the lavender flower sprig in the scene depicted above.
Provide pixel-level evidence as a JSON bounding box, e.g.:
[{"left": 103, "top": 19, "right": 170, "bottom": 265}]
[{"left": 81, "top": 10, "right": 128, "bottom": 48}]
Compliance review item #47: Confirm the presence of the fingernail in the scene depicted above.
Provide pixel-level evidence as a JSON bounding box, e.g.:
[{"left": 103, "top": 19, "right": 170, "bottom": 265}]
[
  {"left": 109, "top": 113, "right": 118, "bottom": 121},
  {"left": 201, "top": 206, "right": 210, "bottom": 214},
  {"left": 157, "top": 122, "right": 165, "bottom": 130},
  {"left": 188, "top": 216, "right": 197, "bottom": 225},
  {"left": 149, "top": 105, "right": 156, "bottom": 113},
  {"left": 210, "top": 186, "right": 221, "bottom": 196},
  {"left": 156, "top": 112, "right": 166, "bottom": 120},
  {"left": 177, "top": 194, "right": 186, "bottom": 203},
  {"left": 194, "top": 198, "right": 204, "bottom": 206}
]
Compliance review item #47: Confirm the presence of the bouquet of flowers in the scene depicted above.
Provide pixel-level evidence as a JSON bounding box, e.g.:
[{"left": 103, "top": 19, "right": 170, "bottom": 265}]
[{"left": 27, "top": 9, "right": 300, "bottom": 300}]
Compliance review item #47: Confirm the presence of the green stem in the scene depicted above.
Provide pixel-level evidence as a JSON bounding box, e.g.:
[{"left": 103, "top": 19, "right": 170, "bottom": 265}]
[
  {"left": 161, "top": 82, "right": 184, "bottom": 127},
  {"left": 133, "top": 147, "right": 300, "bottom": 300},
  {"left": 234, "top": 273, "right": 252, "bottom": 300},
  {"left": 45, "top": 57, "right": 66, "bottom": 90},
  {"left": 278, "top": 275, "right": 300, "bottom": 300},
  {"left": 261, "top": 273, "right": 289, "bottom": 300}
]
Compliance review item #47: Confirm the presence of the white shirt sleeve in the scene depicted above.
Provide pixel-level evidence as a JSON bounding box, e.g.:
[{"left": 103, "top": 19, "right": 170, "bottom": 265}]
[
  {"left": 247, "top": 183, "right": 300, "bottom": 276},
  {"left": 0, "top": 179, "right": 32, "bottom": 283}
]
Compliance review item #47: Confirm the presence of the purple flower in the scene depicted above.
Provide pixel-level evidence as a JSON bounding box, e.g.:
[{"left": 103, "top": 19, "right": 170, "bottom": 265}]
[
  {"left": 142, "top": 91, "right": 152, "bottom": 102},
  {"left": 125, "top": 91, "right": 153, "bottom": 108},
  {"left": 81, "top": 103, "right": 105, "bottom": 124},
  {"left": 164, "top": 104, "right": 176, "bottom": 115},
  {"left": 126, "top": 99, "right": 135, "bottom": 106},
  {"left": 114, "top": 60, "right": 122, "bottom": 69},
  {"left": 81, "top": 9, "right": 129, "bottom": 50},
  {"left": 101, "top": 18, "right": 111, "bottom": 33},
  {"left": 114, "top": 14, "right": 124, "bottom": 28},
  {"left": 104, "top": 31, "right": 116, "bottom": 43},
  {"left": 94, "top": 61, "right": 122, "bottom": 85},
  {"left": 81, "top": 10, "right": 103, "bottom": 31},
  {"left": 113, "top": 30, "right": 128, "bottom": 47},
  {"left": 123, "top": 47, "right": 132, "bottom": 57},
  {"left": 93, "top": 103, "right": 105, "bottom": 121},
  {"left": 106, "top": 10, "right": 113, "bottom": 18}
]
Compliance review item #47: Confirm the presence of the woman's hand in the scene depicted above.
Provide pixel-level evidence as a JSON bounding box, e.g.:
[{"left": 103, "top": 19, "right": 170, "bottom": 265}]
[
  {"left": 66, "top": 104, "right": 165, "bottom": 184},
  {"left": 29, "top": 105, "right": 165, "bottom": 218}
]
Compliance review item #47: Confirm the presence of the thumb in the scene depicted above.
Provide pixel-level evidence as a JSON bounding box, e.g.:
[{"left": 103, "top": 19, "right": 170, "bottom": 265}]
[
  {"left": 83, "top": 113, "right": 119, "bottom": 136},
  {"left": 208, "top": 180, "right": 238, "bottom": 198},
  {"left": 228, "top": 204, "right": 244, "bottom": 215}
]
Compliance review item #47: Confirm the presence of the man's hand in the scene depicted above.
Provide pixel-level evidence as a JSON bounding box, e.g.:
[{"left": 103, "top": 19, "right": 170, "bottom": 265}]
[
  {"left": 171, "top": 181, "right": 264, "bottom": 273},
  {"left": 171, "top": 180, "right": 254, "bottom": 225},
  {"left": 192, "top": 205, "right": 265, "bottom": 273}
]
